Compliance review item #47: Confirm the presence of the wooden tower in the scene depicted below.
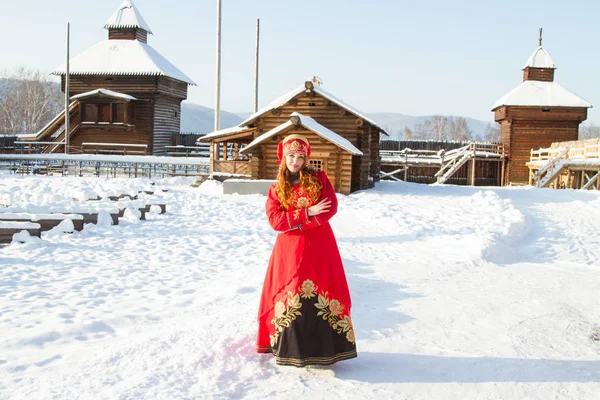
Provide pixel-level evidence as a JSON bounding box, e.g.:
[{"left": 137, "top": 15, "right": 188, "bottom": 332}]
[
  {"left": 491, "top": 29, "right": 592, "bottom": 185},
  {"left": 46, "top": 0, "right": 196, "bottom": 155}
]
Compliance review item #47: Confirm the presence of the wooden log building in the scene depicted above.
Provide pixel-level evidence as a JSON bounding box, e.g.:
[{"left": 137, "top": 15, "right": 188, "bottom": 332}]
[
  {"left": 491, "top": 32, "right": 592, "bottom": 185},
  {"left": 198, "top": 78, "right": 389, "bottom": 194},
  {"left": 20, "top": 0, "right": 195, "bottom": 155}
]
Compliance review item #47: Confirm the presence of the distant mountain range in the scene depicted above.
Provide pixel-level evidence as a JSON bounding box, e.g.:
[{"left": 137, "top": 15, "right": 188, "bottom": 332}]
[{"left": 181, "top": 102, "right": 495, "bottom": 140}]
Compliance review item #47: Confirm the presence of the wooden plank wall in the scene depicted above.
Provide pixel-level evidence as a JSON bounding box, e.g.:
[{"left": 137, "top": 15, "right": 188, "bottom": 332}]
[
  {"left": 108, "top": 29, "right": 148, "bottom": 43},
  {"left": 523, "top": 68, "right": 554, "bottom": 82},
  {"left": 153, "top": 95, "right": 182, "bottom": 155},
  {"left": 497, "top": 106, "right": 586, "bottom": 184},
  {"left": 60, "top": 76, "right": 188, "bottom": 154},
  {"left": 508, "top": 121, "right": 579, "bottom": 183}
]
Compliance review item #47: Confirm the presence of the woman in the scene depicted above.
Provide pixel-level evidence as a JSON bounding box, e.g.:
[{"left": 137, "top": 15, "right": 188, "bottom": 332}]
[{"left": 256, "top": 134, "right": 357, "bottom": 367}]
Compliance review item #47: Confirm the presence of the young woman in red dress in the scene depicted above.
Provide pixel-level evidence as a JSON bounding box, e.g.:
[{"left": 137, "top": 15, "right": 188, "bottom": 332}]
[{"left": 256, "top": 134, "right": 357, "bottom": 367}]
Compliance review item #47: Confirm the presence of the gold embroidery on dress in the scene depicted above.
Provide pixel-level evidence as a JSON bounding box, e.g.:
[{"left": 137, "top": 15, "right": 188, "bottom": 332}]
[
  {"left": 315, "top": 291, "right": 356, "bottom": 344},
  {"left": 270, "top": 292, "right": 302, "bottom": 347},
  {"left": 296, "top": 197, "right": 309, "bottom": 209},
  {"left": 270, "top": 281, "right": 355, "bottom": 346},
  {"left": 293, "top": 209, "right": 301, "bottom": 220},
  {"left": 300, "top": 279, "right": 317, "bottom": 299}
]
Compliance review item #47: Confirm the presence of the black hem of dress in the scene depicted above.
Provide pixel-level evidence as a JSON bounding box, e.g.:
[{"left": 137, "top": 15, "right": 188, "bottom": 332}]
[{"left": 274, "top": 349, "right": 357, "bottom": 367}]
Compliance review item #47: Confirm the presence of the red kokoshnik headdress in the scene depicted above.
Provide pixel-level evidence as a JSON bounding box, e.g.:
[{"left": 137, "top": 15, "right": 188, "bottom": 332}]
[{"left": 277, "top": 134, "right": 311, "bottom": 163}]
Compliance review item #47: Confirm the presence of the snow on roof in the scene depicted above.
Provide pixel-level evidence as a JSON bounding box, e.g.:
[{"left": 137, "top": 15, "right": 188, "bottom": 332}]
[
  {"left": 522, "top": 46, "right": 556, "bottom": 70},
  {"left": 71, "top": 89, "right": 137, "bottom": 101},
  {"left": 240, "top": 112, "right": 363, "bottom": 156},
  {"left": 491, "top": 80, "right": 592, "bottom": 110},
  {"left": 104, "top": 0, "right": 153, "bottom": 34},
  {"left": 53, "top": 40, "right": 196, "bottom": 85},
  {"left": 198, "top": 126, "right": 254, "bottom": 142},
  {"left": 239, "top": 82, "right": 389, "bottom": 135}
]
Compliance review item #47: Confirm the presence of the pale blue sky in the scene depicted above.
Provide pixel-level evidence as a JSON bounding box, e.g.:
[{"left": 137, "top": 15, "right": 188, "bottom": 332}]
[{"left": 1, "top": 0, "right": 598, "bottom": 123}]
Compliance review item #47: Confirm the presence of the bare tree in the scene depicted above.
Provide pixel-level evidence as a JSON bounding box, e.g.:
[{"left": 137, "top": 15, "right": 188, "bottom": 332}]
[
  {"left": 404, "top": 126, "right": 414, "bottom": 140},
  {"left": 483, "top": 123, "right": 501, "bottom": 143},
  {"left": 414, "top": 119, "right": 433, "bottom": 140},
  {"left": 579, "top": 123, "right": 600, "bottom": 139},
  {"left": 430, "top": 115, "right": 448, "bottom": 141},
  {"left": 0, "top": 68, "right": 62, "bottom": 135},
  {"left": 453, "top": 117, "right": 472, "bottom": 142}
]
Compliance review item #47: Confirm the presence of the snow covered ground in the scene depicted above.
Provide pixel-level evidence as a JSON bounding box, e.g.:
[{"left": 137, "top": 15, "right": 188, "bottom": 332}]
[{"left": 1, "top": 172, "right": 599, "bottom": 400}]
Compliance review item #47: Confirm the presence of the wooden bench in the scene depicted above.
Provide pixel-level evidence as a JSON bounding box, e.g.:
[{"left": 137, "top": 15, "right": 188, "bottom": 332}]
[
  {"left": 82, "top": 142, "right": 148, "bottom": 156},
  {"left": 0, "top": 221, "right": 41, "bottom": 243},
  {"left": 0, "top": 213, "right": 85, "bottom": 232}
]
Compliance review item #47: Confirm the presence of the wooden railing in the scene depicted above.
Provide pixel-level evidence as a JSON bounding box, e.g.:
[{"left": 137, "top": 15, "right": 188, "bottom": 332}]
[
  {"left": 530, "top": 139, "right": 600, "bottom": 163},
  {"left": 82, "top": 142, "right": 148, "bottom": 156}
]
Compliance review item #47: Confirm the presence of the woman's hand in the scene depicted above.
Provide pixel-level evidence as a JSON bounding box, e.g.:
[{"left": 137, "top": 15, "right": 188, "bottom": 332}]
[{"left": 308, "top": 199, "right": 331, "bottom": 216}]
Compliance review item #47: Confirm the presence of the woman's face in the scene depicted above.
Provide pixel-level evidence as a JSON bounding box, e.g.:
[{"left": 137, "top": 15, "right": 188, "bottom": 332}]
[{"left": 285, "top": 153, "right": 305, "bottom": 174}]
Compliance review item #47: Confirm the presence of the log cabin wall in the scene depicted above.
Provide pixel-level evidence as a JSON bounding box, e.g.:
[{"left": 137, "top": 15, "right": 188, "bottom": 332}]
[
  {"left": 69, "top": 95, "right": 154, "bottom": 149},
  {"left": 370, "top": 127, "right": 380, "bottom": 183},
  {"left": 250, "top": 92, "right": 381, "bottom": 193},
  {"left": 108, "top": 28, "right": 148, "bottom": 43},
  {"left": 523, "top": 68, "right": 554, "bottom": 82},
  {"left": 256, "top": 127, "right": 353, "bottom": 194},
  {"left": 153, "top": 95, "right": 182, "bottom": 155},
  {"left": 61, "top": 76, "right": 188, "bottom": 154},
  {"left": 496, "top": 106, "right": 586, "bottom": 184}
]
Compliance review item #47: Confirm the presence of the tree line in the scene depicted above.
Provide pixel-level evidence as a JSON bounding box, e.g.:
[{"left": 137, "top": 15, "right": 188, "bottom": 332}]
[
  {"left": 403, "top": 115, "right": 501, "bottom": 143},
  {"left": 0, "top": 68, "right": 62, "bottom": 136}
]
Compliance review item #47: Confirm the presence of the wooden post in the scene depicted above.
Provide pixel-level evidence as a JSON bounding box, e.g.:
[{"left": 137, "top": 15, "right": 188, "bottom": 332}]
[
  {"left": 214, "top": 0, "right": 222, "bottom": 131},
  {"left": 470, "top": 144, "right": 476, "bottom": 186},
  {"left": 64, "top": 22, "right": 71, "bottom": 154},
  {"left": 253, "top": 19, "right": 260, "bottom": 113}
]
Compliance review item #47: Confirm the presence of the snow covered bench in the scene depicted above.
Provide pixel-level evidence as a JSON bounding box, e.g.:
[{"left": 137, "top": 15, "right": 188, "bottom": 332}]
[
  {"left": 0, "top": 221, "right": 41, "bottom": 243},
  {"left": 0, "top": 213, "right": 85, "bottom": 232}
]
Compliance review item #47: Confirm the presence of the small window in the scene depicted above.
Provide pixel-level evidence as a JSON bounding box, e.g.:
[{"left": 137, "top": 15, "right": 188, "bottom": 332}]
[
  {"left": 542, "top": 107, "right": 551, "bottom": 112},
  {"left": 83, "top": 104, "right": 98, "bottom": 123},
  {"left": 112, "top": 103, "right": 125, "bottom": 123},
  {"left": 308, "top": 102, "right": 316, "bottom": 107},
  {"left": 309, "top": 159, "right": 323, "bottom": 171},
  {"left": 98, "top": 104, "right": 111, "bottom": 122},
  {"left": 126, "top": 103, "right": 134, "bottom": 124}
]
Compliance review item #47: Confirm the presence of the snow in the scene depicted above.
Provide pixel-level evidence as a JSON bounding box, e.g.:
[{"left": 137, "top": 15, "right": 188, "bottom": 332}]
[
  {"left": 198, "top": 126, "right": 252, "bottom": 142},
  {"left": 240, "top": 113, "right": 363, "bottom": 156},
  {"left": 292, "top": 112, "right": 363, "bottom": 155},
  {"left": 1, "top": 173, "right": 600, "bottom": 399},
  {"left": 0, "top": 213, "right": 84, "bottom": 221},
  {"left": 52, "top": 40, "right": 196, "bottom": 86},
  {"left": 70, "top": 89, "right": 137, "bottom": 102},
  {"left": 491, "top": 80, "right": 593, "bottom": 110},
  {"left": 0, "top": 153, "right": 209, "bottom": 166},
  {"left": 0, "top": 221, "right": 40, "bottom": 229},
  {"left": 104, "top": 0, "right": 153, "bottom": 34},
  {"left": 522, "top": 46, "right": 556, "bottom": 70}
]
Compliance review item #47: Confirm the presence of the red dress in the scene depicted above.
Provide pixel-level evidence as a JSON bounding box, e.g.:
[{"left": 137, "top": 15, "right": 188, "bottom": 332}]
[{"left": 256, "top": 170, "right": 357, "bottom": 366}]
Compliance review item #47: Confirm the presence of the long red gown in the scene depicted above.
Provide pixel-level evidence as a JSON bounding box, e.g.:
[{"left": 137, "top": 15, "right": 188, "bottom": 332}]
[{"left": 256, "top": 170, "right": 357, "bottom": 366}]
